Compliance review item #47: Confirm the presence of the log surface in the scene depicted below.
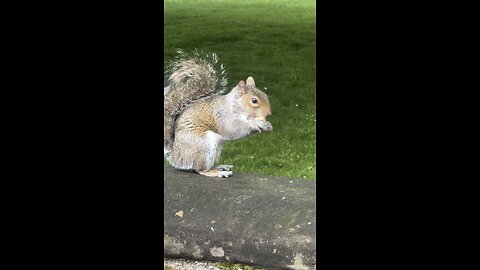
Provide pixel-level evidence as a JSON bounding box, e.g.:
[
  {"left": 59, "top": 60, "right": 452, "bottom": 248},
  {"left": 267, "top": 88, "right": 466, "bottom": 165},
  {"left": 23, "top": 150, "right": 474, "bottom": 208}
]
[{"left": 164, "top": 167, "right": 316, "bottom": 270}]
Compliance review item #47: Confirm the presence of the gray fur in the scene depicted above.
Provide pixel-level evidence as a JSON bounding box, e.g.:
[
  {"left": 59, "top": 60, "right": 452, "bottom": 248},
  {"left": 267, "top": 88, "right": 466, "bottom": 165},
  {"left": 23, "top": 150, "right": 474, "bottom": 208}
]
[{"left": 164, "top": 49, "right": 228, "bottom": 160}]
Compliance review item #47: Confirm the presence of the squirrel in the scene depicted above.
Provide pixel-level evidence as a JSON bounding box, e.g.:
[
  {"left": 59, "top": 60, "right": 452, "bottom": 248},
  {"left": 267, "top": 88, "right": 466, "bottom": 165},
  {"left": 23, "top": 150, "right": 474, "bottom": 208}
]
[{"left": 164, "top": 49, "right": 272, "bottom": 178}]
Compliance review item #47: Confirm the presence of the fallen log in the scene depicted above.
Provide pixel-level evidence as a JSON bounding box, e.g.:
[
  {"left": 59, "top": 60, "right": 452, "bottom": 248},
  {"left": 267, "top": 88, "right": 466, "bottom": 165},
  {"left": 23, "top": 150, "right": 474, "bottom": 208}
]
[{"left": 164, "top": 167, "right": 316, "bottom": 269}]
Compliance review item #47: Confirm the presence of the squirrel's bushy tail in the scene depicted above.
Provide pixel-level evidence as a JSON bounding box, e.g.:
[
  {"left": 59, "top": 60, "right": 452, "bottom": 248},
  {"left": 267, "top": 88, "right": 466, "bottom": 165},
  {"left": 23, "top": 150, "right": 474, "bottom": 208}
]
[{"left": 164, "top": 49, "right": 228, "bottom": 158}]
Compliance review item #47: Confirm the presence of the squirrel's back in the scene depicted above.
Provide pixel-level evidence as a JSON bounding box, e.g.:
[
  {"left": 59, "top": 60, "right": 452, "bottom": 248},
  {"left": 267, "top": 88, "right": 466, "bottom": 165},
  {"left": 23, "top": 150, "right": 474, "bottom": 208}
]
[{"left": 164, "top": 49, "right": 228, "bottom": 158}]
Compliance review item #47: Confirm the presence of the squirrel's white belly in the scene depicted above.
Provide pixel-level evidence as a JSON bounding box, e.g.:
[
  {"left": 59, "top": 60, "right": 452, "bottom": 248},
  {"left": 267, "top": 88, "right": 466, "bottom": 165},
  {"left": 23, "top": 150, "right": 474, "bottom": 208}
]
[
  {"left": 205, "top": 131, "right": 224, "bottom": 165},
  {"left": 206, "top": 131, "right": 224, "bottom": 145}
]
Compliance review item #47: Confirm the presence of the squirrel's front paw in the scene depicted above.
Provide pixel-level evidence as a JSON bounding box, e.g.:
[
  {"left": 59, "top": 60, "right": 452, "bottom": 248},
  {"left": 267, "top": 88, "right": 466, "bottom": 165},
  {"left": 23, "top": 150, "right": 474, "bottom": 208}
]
[
  {"left": 263, "top": 121, "right": 273, "bottom": 131},
  {"left": 255, "top": 120, "right": 272, "bottom": 132}
]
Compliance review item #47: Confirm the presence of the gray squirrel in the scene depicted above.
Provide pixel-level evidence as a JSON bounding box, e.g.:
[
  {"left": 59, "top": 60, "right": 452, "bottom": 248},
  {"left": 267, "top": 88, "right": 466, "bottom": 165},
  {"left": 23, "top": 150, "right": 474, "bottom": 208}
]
[{"left": 164, "top": 49, "right": 272, "bottom": 178}]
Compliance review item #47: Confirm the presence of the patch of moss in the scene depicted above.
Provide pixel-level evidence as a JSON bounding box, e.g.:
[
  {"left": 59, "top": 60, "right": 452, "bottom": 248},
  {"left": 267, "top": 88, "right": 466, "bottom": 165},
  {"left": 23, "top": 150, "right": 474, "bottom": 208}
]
[
  {"left": 214, "top": 261, "right": 265, "bottom": 270},
  {"left": 164, "top": 265, "right": 175, "bottom": 270}
]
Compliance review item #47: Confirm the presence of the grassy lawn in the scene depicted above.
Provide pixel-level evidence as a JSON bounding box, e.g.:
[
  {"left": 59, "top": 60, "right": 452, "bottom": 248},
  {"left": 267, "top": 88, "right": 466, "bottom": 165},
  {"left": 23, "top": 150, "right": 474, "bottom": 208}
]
[{"left": 164, "top": 0, "right": 316, "bottom": 180}]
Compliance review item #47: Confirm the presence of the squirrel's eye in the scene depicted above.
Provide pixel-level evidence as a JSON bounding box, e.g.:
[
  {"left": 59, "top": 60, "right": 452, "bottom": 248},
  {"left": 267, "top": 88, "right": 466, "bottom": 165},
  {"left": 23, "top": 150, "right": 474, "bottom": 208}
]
[{"left": 251, "top": 98, "right": 258, "bottom": 104}]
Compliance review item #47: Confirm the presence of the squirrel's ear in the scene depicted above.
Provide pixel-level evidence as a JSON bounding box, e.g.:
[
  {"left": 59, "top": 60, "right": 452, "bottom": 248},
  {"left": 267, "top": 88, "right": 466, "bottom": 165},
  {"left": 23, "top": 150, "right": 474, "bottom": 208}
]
[
  {"left": 236, "top": 80, "right": 246, "bottom": 97},
  {"left": 246, "top": 76, "right": 256, "bottom": 88},
  {"left": 238, "top": 80, "right": 245, "bottom": 88}
]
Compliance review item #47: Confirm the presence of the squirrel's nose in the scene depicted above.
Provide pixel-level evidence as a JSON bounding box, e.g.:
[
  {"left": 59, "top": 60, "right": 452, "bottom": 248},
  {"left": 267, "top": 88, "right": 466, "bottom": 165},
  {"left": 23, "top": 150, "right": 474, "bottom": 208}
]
[{"left": 265, "top": 109, "right": 272, "bottom": 117}]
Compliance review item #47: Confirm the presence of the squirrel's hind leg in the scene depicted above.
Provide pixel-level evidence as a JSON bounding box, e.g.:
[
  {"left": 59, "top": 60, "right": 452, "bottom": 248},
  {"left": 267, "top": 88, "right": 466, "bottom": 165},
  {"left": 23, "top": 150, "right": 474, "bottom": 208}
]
[
  {"left": 198, "top": 169, "right": 233, "bottom": 178},
  {"left": 195, "top": 131, "right": 232, "bottom": 178},
  {"left": 197, "top": 164, "right": 234, "bottom": 178}
]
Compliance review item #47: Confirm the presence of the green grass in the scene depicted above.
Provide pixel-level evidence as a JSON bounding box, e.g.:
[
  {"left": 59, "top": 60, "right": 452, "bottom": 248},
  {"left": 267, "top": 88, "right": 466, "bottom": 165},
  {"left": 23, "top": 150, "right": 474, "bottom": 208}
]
[{"left": 164, "top": 0, "right": 316, "bottom": 180}]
